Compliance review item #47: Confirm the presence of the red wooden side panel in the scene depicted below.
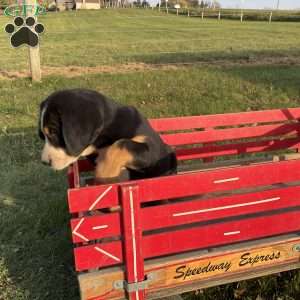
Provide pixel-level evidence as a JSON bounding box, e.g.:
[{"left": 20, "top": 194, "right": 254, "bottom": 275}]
[
  {"left": 161, "top": 123, "right": 300, "bottom": 147},
  {"left": 70, "top": 213, "right": 121, "bottom": 243},
  {"left": 149, "top": 108, "right": 300, "bottom": 132},
  {"left": 74, "top": 241, "right": 123, "bottom": 271},
  {"left": 135, "top": 159, "right": 300, "bottom": 203},
  {"left": 69, "top": 185, "right": 300, "bottom": 243},
  {"left": 68, "top": 184, "right": 119, "bottom": 213},
  {"left": 143, "top": 210, "right": 300, "bottom": 259},
  {"left": 74, "top": 209, "right": 300, "bottom": 271},
  {"left": 141, "top": 185, "right": 300, "bottom": 231},
  {"left": 175, "top": 138, "right": 300, "bottom": 161}
]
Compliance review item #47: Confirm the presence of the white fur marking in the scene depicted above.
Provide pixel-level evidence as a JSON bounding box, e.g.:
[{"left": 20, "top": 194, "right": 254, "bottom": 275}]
[{"left": 40, "top": 104, "right": 47, "bottom": 132}]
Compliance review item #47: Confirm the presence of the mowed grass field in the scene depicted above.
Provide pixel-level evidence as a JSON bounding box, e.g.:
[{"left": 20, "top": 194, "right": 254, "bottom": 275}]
[{"left": 0, "top": 8, "right": 300, "bottom": 300}]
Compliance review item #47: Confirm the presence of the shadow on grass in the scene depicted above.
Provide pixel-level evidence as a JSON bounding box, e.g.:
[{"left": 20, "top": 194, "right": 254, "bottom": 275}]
[
  {"left": 129, "top": 48, "right": 300, "bottom": 65},
  {"left": 0, "top": 127, "right": 79, "bottom": 300}
]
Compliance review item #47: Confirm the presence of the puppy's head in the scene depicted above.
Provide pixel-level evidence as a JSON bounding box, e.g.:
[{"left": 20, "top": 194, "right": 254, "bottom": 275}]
[{"left": 38, "top": 89, "right": 105, "bottom": 170}]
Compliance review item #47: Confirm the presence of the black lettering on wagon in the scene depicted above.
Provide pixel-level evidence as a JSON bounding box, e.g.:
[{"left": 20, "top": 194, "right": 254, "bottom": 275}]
[
  {"left": 174, "top": 261, "right": 232, "bottom": 280},
  {"left": 239, "top": 251, "right": 281, "bottom": 267}
]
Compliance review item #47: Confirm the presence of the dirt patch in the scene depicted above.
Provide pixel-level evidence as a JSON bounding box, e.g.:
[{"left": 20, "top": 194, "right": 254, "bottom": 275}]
[{"left": 0, "top": 56, "right": 299, "bottom": 80}]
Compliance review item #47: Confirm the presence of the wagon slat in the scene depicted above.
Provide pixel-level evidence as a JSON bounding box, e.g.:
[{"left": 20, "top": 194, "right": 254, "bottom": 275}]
[
  {"left": 136, "top": 159, "right": 300, "bottom": 203},
  {"left": 70, "top": 185, "right": 300, "bottom": 244},
  {"left": 141, "top": 185, "right": 300, "bottom": 231},
  {"left": 149, "top": 108, "right": 300, "bottom": 132},
  {"left": 74, "top": 240, "right": 123, "bottom": 271},
  {"left": 74, "top": 209, "right": 300, "bottom": 271},
  {"left": 175, "top": 137, "right": 300, "bottom": 160},
  {"left": 161, "top": 123, "right": 300, "bottom": 146},
  {"left": 70, "top": 213, "right": 121, "bottom": 243},
  {"left": 143, "top": 209, "right": 300, "bottom": 258},
  {"left": 68, "top": 184, "right": 118, "bottom": 213}
]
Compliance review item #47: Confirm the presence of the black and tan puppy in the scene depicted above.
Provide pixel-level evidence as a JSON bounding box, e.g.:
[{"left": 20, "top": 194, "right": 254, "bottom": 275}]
[{"left": 38, "top": 88, "right": 177, "bottom": 183}]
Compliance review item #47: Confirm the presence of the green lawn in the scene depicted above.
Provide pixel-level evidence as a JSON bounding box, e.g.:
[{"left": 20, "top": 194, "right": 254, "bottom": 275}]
[
  {"left": 1, "top": 9, "right": 300, "bottom": 70},
  {"left": 0, "top": 8, "right": 300, "bottom": 300}
]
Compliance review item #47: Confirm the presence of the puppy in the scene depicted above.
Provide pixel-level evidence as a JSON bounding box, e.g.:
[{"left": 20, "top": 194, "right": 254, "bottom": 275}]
[{"left": 38, "top": 88, "right": 177, "bottom": 183}]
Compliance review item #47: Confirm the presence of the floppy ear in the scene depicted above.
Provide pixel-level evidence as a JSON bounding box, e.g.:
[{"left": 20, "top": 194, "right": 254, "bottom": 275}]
[
  {"left": 38, "top": 100, "right": 47, "bottom": 140},
  {"left": 60, "top": 104, "right": 104, "bottom": 156}
]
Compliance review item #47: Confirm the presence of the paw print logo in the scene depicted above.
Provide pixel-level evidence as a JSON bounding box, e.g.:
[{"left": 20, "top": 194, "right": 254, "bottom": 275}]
[{"left": 5, "top": 16, "right": 44, "bottom": 48}]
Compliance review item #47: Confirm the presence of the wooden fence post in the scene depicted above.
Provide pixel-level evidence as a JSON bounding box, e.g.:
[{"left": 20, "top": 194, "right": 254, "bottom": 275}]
[
  {"left": 25, "top": 0, "right": 42, "bottom": 82},
  {"left": 269, "top": 11, "right": 273, "bottom": 23}
]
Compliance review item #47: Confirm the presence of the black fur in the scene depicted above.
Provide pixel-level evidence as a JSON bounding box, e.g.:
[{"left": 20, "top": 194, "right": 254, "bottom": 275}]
[{"left": 39, "top": 88, "right": 177, "bottom": 180}]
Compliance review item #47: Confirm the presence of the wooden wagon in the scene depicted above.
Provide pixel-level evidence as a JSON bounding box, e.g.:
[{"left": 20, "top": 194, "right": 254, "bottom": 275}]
[{"left": 67, "top": 108, "right": 300, "bottom": 300}]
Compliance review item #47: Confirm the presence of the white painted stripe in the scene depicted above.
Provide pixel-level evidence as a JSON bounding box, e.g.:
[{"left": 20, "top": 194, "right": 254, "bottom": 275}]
[
  {"left": 129, "top": 187, "right": 139, "bottom": 300},
  {"left": 214, "top": 177, "right": 240, "bottom": 184},
  {"left": 72, "top": 218, "right": 89, "bottom": 242},
  {"left": 73, "top": 232, "right": 89, "bottom": 242},
  {"left": 92, "top": 225, "right": 108, "bottom": 230},
  {"left": 89, "top": 186, "right": 113, "bottom": 211},
  {"left": 224, "top": 231, "right": 240, "bottom": 236},
  {"left": 94, "top": 246, "right": 121, "bottom": 262},
  {"left": 73, "top": 218, "right": 85, "bottom": 233},
  {"left": 173, "top": 197, "right": 280, "bottom": 217}
]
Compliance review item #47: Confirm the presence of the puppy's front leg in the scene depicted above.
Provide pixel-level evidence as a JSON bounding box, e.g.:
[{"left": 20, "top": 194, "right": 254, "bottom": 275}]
[{"left": 95, "top": 136, "right": 150, "bottom": 184}]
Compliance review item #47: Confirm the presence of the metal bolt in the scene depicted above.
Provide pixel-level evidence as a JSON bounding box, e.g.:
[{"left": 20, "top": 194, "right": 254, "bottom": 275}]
[{"left": 293, "top": 244, "right": 300, "bottom": 252}]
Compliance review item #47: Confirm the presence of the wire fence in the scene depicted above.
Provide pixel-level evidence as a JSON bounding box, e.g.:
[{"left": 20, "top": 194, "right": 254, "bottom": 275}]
[
  {"left": 156, "top": 7, "right": 300, "bottom": 22},
  {"left": 0, "top": 7, "right": 299, "bottom": 77}
]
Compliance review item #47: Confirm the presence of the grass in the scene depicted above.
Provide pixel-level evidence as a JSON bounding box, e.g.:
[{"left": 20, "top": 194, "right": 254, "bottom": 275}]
[
  {"left": 0, "top": 8, "right": 300, "bottom": 300},
  {"left": 1, "top": 9, "right": 300, "bottom": 70}
]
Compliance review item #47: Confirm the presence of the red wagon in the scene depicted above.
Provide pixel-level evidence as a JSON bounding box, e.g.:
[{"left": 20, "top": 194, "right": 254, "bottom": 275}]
[{"left": 67, "top": 108, "right": 300, "bottom": 300}]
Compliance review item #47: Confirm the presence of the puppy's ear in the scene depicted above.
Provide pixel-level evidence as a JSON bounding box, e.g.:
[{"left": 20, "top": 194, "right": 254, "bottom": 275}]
[
  {"left": 60, "top": 106, "right": 104, "bottom": 156},
  {"left": 38, "top": 100, "right": 47, "bottom": 140}
]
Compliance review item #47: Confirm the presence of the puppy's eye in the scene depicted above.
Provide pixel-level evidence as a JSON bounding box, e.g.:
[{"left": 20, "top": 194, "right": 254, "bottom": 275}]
[
  {"left": 44, "top": 127, "right": 56, "bottom": 137},
  {"left": 48, "top": 128, "right": 56, "bottom": 136}
]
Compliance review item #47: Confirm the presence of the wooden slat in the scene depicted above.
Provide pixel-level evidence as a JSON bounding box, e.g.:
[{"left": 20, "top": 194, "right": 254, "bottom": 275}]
[
  {"left": 143, "top": 209, "right": 300, "bottom": 259},
  {"left": 70, "top": 213, "right": 121, "bottom": 243},
  {"left": 74, "top": 210, "right": 300, "bottom": 271},
  {"left": 149, "top": 108, "right": 300, "bottom": 132},
  {"left": 70, "top": 185, "right": 300, "bottom": 243},
  {"left": 135, "top": 159, "right": 300, "bottom": 203},
  {"left": 161, "top": 123, "right": 300, "bottom": 147},
  {"left": 141, "top": 185, "right": 300, "bottom": 231},
  {"left": 175, "top": 137, "right": 300, "bottom": 160},
  {"left": 68, "top": 184, "right": 118, "bottom": 213},
  {"left": 77, "top": 236, "right": 300, "bottom": 300},
  {"left": 74, "top": 240, "right": 123, "bottom": 271}
]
